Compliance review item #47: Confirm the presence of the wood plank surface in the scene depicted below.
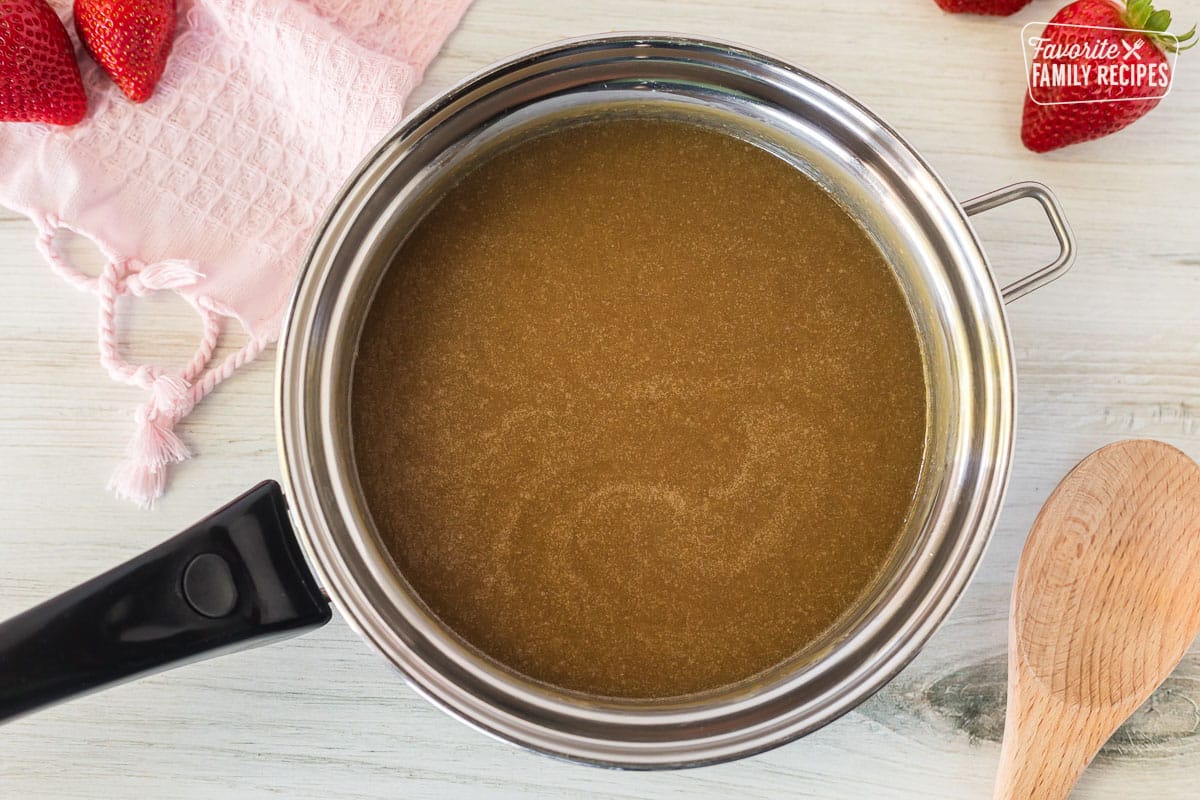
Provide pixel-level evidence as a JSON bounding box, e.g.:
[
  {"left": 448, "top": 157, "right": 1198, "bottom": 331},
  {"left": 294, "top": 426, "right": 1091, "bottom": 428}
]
[{"left": 2, "top": 1, "right": 1199, "bottom": 797}]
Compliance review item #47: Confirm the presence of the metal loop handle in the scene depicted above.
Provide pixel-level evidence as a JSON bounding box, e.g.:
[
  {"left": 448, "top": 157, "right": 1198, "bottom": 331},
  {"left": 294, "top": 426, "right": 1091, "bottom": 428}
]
[{"left": 962, "top": 181, "right": 1076, "bottom": 304}]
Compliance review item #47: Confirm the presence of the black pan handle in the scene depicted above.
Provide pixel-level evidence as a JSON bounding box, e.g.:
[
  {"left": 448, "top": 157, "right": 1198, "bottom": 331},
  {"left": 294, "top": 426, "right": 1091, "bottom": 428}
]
[{"left": 0, "top": 481, "right": 331, "bottom": 723}]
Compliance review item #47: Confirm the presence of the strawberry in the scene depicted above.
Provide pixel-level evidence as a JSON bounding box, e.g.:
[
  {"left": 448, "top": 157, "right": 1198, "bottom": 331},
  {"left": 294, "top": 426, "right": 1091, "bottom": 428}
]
[
  {"left": 74, "top": 0, "right": 176, "bottom": 103},
  {"left": 0, "top": 0, "right": 87, "bottom": 124},
  {"left": 934, "top": 0, "right": 1033, "bottom": 14},
  {"left": 1022, "top": 0, "right": 1195, "bottom": 152}
]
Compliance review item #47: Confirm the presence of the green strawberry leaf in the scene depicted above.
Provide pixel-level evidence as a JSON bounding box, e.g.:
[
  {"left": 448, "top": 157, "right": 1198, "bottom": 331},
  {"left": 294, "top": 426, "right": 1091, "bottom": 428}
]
[
  {"left": 1123, "top": 0, "right": 1197, "bottom": 52},
  {"left": 1126, "top": 0, "right": 1154, "bottom": 29},
  {"left": 1175, "top": 24, "right": 1198, "bottom": 50},
  {"left": 1146, "top": 9, "right": 1172, "bottom": 32}
]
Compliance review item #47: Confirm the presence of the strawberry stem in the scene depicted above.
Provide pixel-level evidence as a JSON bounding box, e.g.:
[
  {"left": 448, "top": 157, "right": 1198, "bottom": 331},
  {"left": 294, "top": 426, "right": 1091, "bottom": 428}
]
[{"left": 1123, "top": 0, "right": 1197, "bottom": 52}]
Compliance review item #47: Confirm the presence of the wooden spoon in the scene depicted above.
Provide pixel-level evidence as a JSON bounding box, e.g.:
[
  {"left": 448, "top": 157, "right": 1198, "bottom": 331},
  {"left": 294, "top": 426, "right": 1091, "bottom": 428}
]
[{"left": 994, "top": 439, "right": 1200, "bottom": 799}]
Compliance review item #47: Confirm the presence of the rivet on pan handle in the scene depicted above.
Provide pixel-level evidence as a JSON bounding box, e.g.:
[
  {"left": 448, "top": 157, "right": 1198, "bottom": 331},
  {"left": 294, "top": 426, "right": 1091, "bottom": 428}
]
[{"left": 962, "top": 181, "right": 1077, "bottom": 304}]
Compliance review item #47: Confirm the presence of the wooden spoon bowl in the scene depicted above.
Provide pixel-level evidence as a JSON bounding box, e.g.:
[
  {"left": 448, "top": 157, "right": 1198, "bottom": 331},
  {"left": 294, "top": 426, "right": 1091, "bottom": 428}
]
[{"left": 995, "top": 439, "right": 1200, "bottom": 799}]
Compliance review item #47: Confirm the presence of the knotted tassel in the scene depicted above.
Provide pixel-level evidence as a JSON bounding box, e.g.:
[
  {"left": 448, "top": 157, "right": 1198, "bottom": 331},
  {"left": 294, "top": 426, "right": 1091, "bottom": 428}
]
[
  {"left": 123, "top": 260, "right": 204, "bottom": 295},
  {"left": 107, "top": 374, "right": 197, "bottom": 508}
]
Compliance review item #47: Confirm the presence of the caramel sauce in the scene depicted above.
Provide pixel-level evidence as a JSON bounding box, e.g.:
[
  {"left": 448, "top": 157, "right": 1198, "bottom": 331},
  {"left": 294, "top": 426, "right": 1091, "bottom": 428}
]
[{"left": 352, "top": 118, "right": 927, "bottom": 698}]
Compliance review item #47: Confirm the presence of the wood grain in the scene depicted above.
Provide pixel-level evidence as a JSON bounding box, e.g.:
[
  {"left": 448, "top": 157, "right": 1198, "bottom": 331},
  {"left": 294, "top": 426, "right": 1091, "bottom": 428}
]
[
  {"left": 2, "top": 1, "right": 1200, "bottom": 797},
  {"left": 994, "top": 441, "right": 1200, "bottom": 799}
]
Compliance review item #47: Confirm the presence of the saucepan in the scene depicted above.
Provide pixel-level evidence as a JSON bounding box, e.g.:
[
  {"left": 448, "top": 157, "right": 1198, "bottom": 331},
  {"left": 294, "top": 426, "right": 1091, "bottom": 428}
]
[{"left": 0, "top": 34, "right": 1075, "bottom": 767}]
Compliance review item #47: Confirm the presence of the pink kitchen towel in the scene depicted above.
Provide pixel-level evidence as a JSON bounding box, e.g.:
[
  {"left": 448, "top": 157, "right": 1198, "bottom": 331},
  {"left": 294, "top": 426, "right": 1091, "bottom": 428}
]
[{"left": 0, "top": 0, "right": 472, "bottom": 507}]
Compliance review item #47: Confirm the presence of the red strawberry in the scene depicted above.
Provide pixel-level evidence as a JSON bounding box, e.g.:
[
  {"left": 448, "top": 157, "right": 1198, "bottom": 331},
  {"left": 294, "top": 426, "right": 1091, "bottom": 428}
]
[
  {"left": 0, "top": 0, "right": 87, "bottom": 124},
  {"left": 934, "top": 0, "right": 1033, "bottom": 14},
  {"left": 1022, "top": 0, "right": 1195, "bottom": 152},
  {"left": 74, "top": 0, "right": 176, "bottom": 103}
]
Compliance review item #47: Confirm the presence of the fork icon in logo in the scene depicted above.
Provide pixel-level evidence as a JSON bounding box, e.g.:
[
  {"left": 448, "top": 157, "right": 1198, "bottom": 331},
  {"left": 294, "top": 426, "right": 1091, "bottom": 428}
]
[{"left": 1122, "top": 38, "right": 1145, "bottom": 60}]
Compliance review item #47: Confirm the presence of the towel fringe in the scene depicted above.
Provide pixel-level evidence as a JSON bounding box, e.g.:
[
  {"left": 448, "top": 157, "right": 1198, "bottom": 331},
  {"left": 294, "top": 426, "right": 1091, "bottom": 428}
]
[{"left": 33, "top": 214, "right": 266, "bottom": 508}]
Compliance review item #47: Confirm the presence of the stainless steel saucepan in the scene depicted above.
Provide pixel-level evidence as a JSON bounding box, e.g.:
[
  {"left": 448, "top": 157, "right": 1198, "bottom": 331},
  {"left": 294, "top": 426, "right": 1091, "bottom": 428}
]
[{"left": 0, "top": 35, "right": 1074, "bottom": 767}]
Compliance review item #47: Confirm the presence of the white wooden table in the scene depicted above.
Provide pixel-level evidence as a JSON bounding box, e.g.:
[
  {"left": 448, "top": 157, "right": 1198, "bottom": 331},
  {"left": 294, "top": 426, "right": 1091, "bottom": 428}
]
[{"left": 3, "top": 1, "right": 1199, "bottom": 797}]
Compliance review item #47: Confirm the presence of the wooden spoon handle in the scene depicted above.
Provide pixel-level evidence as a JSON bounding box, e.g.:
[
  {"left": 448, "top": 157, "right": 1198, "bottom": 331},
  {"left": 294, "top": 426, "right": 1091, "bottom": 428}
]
[
  {"left": 993, "top": 694, "right": 1097, "bottom": 800},
  {"left": 993, "top": 671, "right": 1113, "bottom": 800}
]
